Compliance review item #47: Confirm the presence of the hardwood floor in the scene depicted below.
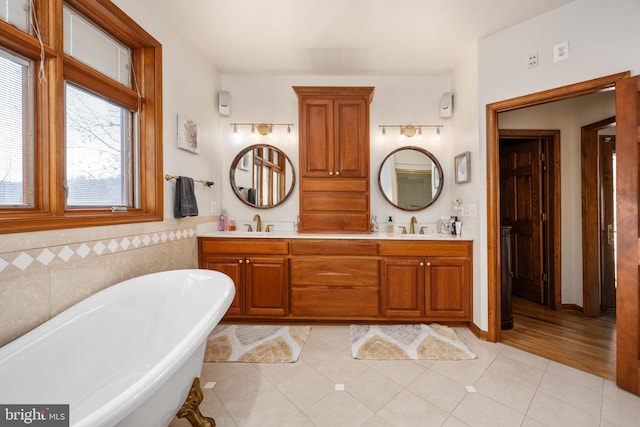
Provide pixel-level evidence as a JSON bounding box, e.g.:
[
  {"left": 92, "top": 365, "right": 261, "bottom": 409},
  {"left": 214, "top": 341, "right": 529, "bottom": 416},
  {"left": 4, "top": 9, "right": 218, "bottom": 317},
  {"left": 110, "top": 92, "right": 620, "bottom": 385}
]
[{"left": 500, "top": 296, "right": 616, "bottom": 381}]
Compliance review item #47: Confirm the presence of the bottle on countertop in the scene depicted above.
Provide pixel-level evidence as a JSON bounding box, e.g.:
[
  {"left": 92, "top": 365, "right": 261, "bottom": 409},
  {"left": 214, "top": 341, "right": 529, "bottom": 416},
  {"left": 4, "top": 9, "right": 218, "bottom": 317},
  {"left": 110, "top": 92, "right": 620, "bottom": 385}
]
[
  {"left": 228, "top": 218, "right": 236, "bottom": 231},
  {"left": 218, "top": 209, "right": 228, "bottom": 231}
]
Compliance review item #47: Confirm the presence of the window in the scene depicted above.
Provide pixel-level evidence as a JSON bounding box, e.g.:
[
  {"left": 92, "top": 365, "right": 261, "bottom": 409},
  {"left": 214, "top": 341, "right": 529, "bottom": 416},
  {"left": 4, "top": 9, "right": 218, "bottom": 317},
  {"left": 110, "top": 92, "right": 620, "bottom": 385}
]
[
  {"left": 0, "top": 47, "right": 33, "bottom": 207},
  {"left": 0, "top": 0, "right": 162, "bottom": 233}
]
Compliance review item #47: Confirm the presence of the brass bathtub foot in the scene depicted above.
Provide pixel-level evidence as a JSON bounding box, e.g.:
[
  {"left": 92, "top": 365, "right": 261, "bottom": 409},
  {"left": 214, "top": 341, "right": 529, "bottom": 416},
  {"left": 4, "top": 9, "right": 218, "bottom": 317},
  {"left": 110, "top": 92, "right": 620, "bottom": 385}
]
[{"left": 177, "top": 377, "right": 216, "bottom": 427}]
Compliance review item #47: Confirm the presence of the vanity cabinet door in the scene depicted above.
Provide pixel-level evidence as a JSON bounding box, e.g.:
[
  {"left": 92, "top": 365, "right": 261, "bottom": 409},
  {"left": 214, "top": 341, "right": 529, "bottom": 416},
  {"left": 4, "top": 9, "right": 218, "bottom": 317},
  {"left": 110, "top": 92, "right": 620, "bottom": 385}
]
[
  {"left": 245, "top": 256, "right": 288, "bottom": 316},
  {"left": 381, "top": 258, "right": 424, "bottom": 318},
  {"left": 424, "top": 257, "right": 471, "bottom": 321},
  {"left": 200, "top": 255, "right": 244, "bottom": 315}
]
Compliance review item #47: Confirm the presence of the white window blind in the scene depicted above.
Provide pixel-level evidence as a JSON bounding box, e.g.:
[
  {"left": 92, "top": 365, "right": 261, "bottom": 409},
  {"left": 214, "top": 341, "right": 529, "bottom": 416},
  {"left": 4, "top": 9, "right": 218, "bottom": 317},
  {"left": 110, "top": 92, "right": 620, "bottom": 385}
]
[
  {"left": 0, "top": 47, "right": 33, "bottom": 207},
  {"left": 63, "top": 5, "right": 131, "bottom": 88},
  {"left": 0, "top": 0, "right": 29, "bottom": 33}
]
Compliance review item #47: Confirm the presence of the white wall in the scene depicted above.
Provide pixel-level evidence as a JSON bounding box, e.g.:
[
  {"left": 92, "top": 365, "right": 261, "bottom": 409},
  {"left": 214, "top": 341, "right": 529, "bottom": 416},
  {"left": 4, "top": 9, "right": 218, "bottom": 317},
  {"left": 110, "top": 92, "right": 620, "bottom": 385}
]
[
  {"left": 113, "top": 0, "right": 223, "bottom": 218},
  {"left": 218, "top": 75, "right": 462, "bottom": 231},
  {"left": 499, "top": 90, "right": 615, "bottom": 306},
  {"left": 475, "top": 0, "right": 640, "bottom": 329}
]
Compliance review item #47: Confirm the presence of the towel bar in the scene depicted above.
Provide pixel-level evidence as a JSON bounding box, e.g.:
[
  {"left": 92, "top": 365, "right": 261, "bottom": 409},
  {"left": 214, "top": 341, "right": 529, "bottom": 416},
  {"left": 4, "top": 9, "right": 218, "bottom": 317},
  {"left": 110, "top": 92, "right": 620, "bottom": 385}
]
[{"left": 165, "top": 174, "right": 214, "bottom": 187}]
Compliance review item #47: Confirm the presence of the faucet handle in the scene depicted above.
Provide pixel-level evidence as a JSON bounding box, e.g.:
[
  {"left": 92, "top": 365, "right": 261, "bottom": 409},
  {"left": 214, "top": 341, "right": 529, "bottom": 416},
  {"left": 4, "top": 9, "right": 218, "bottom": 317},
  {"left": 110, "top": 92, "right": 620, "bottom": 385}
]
[
  {"left": 265, "top": 224, "right": 273, "bottom": 232},
  {"left": 398, "top": 226, "right": 407, "bottom": 234},
  {"left": 245, "top": 224, "right": 253, "bottom": 232},
  {"left": 419, "top": 226, "right": 429, "bottom": 234}
]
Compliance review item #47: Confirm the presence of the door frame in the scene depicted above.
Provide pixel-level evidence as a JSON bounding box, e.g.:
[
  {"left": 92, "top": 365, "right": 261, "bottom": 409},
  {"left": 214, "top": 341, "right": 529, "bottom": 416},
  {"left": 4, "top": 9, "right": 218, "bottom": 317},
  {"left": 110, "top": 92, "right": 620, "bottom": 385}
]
[
  {"left": 499, "top": 130, "right": 560, "bottom": 309},
  {"left": 581, "top": 116, "right": 616, "bottom": 317},
  {"left": 486, "top": 71, "right": 630, "bottom": 343}
]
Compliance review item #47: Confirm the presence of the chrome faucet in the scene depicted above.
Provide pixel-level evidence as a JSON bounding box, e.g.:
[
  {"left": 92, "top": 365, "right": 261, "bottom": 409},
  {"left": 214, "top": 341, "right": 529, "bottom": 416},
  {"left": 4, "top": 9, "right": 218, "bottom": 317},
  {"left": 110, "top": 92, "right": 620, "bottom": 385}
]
[
  {"left": 253, "top": 214, "right": 262, "bottom": 232},
  {"left": 410, "top": 216, "right": 418, "bottom": 234}
]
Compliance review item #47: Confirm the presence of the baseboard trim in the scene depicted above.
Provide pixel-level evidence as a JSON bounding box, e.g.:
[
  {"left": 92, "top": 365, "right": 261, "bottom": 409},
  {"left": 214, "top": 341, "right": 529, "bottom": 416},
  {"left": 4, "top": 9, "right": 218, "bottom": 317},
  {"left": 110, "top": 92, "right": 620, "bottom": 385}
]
[
  {"left": 469, "top": 322, "right": 489, "bottom": 341},
  {"left": 561, "top": 303, "right": 584, "bottom": 314}
]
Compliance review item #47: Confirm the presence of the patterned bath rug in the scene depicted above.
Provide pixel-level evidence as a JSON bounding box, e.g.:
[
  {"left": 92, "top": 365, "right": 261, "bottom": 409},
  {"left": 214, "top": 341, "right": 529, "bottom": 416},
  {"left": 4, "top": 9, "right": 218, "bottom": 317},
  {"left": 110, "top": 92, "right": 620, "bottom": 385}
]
[
  {"left": 350, "top": 324, "right": 476, "bottom": 360},
  {"left": 204, "top": 324, "right": 311, "bottom": 363}
]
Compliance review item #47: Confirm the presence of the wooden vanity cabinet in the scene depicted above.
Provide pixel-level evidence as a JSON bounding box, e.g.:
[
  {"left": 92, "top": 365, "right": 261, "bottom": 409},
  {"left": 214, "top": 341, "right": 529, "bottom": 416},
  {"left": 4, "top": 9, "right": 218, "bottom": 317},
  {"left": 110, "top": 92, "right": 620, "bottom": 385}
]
[
  {"left": 380, "top": 241, "right": 472, "bottom": 321},
  {"left": 294, "top": 86, "right": 374, "bottom": 233},
  {"left": 198, "top": 237, "right": 472, "bottom": 324},
  {"left": 198, "top": 238, "right": 289, "bottom": 317}
]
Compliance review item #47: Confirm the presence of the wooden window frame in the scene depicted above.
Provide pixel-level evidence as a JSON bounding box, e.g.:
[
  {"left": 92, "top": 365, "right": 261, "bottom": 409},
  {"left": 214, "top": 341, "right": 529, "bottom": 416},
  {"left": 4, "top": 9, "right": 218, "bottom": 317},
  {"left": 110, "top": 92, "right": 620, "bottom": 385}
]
[{"left": 0, "top": 0, "right": 163, "bottom": 234}]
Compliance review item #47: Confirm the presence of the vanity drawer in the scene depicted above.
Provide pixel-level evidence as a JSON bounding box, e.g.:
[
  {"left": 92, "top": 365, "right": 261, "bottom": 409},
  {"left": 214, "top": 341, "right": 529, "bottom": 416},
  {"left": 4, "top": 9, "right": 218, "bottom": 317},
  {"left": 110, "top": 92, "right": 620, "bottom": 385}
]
[
  {"left": 302, "top": 178, "right": 368, "bottom": 193},
  {"left": 290, "top": 258, "right": 379, "bottom": 287},
  {"left": 290, "top": 240, "right": 378, "bottom": 256},
  {"left": 379, "top": 240, "right": 471, "bottom": 257},
  {"left": 301, "top": 192, "right": 368, "bottom": 212},
  {"left": 291, "top": 288, "right": 379, "bottom": 317},
  {"left": 199, "top": 238, "right": 289, "bottom": 255}
]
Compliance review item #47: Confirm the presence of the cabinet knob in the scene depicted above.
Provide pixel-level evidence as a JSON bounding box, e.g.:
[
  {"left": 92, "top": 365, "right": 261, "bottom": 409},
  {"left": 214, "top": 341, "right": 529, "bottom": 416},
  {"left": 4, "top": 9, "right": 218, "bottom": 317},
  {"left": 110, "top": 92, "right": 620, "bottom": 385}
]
[
  {"left": 329, "top": 171, "right": 334, "bottom": 176},
  {"left": 427, "top": 262, "right": 431, "bottom": 267},
  {"left": 246, "top": 259, "right": 250, "bottom": 264},
  {"left": 335, "top": 171, "right": 340, "bottom": 176},
  {"left": 420, "top": 262, "right": 424, "bottom": 266},
  {"left": 238, "top": 259, "right": 243, "bottom": 264}
]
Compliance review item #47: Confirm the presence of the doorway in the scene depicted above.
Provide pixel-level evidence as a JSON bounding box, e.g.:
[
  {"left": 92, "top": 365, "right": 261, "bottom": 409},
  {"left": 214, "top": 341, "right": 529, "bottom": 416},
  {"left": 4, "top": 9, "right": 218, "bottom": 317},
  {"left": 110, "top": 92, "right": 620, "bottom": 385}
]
[
  {"left": 499, "top": 131, "right": 559, "bottom": 309},
  {"left": 486, "top": 71, "right": 640, "bottom": 394}
]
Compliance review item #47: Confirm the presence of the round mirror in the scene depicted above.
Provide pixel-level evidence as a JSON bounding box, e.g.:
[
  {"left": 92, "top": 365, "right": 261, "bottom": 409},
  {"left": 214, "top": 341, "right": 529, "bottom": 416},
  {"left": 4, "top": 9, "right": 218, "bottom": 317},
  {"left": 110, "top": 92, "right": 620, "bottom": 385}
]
[
  {"left": 230, "top": 144, "right": 296, "bottom": 209},
  {"left": 378, "top": 146, "right": 443, "bottom": 210}
]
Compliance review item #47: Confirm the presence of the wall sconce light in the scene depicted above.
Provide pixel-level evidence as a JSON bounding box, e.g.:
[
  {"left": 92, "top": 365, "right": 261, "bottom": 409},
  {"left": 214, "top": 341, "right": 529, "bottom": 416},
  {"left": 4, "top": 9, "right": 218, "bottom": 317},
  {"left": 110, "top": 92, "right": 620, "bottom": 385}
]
[
  {"left": 231, "top": 122, "right": 294, "bottom": 137},
  {"left": 378, "top": 124, "right": 443, "bottom": 140}
]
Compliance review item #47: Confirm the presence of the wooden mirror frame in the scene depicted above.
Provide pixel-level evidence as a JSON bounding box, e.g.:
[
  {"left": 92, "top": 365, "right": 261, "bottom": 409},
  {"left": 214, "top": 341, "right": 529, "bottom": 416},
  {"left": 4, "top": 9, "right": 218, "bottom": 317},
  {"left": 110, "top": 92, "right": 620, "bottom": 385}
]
[
  {"left": 378, "top": 146, "right": 444, "bottom": 211},
  {"left": 230, "top": 144, "right": 296, "bottom": 209}
]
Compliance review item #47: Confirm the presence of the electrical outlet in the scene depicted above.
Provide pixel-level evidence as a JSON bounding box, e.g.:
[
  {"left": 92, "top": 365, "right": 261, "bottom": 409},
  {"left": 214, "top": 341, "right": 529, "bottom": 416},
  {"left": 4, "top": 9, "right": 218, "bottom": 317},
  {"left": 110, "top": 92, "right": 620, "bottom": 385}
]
[
  {"left": 468, "top": 204, "right": 478, "bottom": 218},
  {"left": 528, "top": 52, "right": 538, "bottom": 68},
  {"left": 553, "top": 41, "right": 569, "bottom": 62},
  {"left": 210, "top": 201, "right": 217, "bottom": 213}
]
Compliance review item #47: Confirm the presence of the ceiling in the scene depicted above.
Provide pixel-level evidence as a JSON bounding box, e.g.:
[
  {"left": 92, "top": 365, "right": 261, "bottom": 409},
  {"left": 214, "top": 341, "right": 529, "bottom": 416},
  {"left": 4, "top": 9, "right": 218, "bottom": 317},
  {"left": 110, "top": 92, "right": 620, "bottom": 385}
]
[{"left": 152, "top": 0, "right": 574, "bottom": 76}]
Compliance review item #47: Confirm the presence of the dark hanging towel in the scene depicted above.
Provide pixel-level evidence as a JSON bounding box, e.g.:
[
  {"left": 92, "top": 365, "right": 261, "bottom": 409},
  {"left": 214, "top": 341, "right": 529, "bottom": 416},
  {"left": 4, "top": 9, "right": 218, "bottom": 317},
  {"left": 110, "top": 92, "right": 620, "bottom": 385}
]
[{"left": 174, "top": 176, "right": 199, "bottom": 218}]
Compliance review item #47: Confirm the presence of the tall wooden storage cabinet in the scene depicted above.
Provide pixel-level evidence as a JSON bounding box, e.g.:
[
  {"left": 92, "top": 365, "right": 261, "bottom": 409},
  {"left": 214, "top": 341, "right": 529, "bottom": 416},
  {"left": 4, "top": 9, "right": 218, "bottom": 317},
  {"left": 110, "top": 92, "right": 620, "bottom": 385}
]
[{"left": 293, "top": 86, "right": 374, "bottom": 233}]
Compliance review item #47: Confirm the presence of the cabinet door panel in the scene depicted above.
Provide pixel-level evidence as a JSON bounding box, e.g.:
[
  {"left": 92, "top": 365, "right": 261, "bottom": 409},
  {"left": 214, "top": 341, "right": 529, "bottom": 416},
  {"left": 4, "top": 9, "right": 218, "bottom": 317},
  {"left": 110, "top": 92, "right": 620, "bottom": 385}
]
[
  {"left": 300, "top": 99, "right": 334, "bottom": 177},
  {"left": 425, "top": 258, "right": 471, "bottom": 320},
  {"left": 201, "top": 256, "right": 244, "bottom": 315},
  {"left": 245, "top": 257, "right": 288, "bottom": 316},
  {"left": 382, "top": 259, "right": 424, "bottom": 318},
  {"left": 335, "top": 98, "right": 368, "bottom": 178}
]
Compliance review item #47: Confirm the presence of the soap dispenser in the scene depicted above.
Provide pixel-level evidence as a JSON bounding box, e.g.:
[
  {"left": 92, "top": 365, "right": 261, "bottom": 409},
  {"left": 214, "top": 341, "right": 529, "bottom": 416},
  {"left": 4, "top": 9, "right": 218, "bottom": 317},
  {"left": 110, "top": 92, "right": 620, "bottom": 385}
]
[{"left": 386, "top": 216, "right": 394, "bottom": 234}]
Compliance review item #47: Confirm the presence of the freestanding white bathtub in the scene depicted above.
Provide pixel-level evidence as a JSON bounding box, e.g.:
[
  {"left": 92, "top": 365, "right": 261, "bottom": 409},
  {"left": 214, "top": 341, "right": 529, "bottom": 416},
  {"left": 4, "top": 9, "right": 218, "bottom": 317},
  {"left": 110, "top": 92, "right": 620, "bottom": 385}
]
[{"left": 0, "top": 269, "right": 235, "bottom": 427}]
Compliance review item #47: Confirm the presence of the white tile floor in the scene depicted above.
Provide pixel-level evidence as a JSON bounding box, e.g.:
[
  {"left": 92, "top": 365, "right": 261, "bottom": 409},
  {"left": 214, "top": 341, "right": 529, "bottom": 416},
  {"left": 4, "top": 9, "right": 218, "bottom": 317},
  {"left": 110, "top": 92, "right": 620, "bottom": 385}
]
[{"left": 169, "top": 326, "right": 640, "bottom": 427}]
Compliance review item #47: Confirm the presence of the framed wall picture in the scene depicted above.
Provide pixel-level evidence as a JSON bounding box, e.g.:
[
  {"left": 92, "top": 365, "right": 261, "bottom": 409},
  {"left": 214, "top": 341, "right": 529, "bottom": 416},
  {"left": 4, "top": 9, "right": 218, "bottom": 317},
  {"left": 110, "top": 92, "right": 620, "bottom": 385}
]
[
  {"left": 177, "top": 113, "right": 200, "bottom": 154},
  {"left": 454, "top": 151, "right": 471, "bottom": 184}
]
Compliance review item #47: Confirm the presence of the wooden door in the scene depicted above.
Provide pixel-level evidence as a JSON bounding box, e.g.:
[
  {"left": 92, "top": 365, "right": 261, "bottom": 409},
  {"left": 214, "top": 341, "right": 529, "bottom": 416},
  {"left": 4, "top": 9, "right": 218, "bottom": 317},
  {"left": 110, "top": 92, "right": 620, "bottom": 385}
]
[
  {"left": 201, "top": 255, "right": 244, "bottom": 315},
  {"left": 335, "top": 98, "right": 368, "bottom": 178},
  {"left": 599, "top": 135, "right": 616, "bottom": 312},
  {"left": 615, "top": 74, "right": 640, "bottom": 394},
  {"left": 381, "top": 258, "right": 424, "bottom": 318},
  {"left": 499, "top": 139, "right": 544, "bottom": 304},
  {"left": 245, "top": 256, "right": 288, "bottom": 316},
  {"left": 299, "top": 98, "right": 334, "bottom": 178}
]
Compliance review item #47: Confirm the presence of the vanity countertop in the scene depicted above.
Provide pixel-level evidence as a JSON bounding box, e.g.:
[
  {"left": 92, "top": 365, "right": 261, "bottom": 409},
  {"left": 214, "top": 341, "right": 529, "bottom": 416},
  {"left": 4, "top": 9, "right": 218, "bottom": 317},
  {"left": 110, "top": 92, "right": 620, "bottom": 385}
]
[{"left": 197, "top": 230, "right": 473, "bottom": 241}]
